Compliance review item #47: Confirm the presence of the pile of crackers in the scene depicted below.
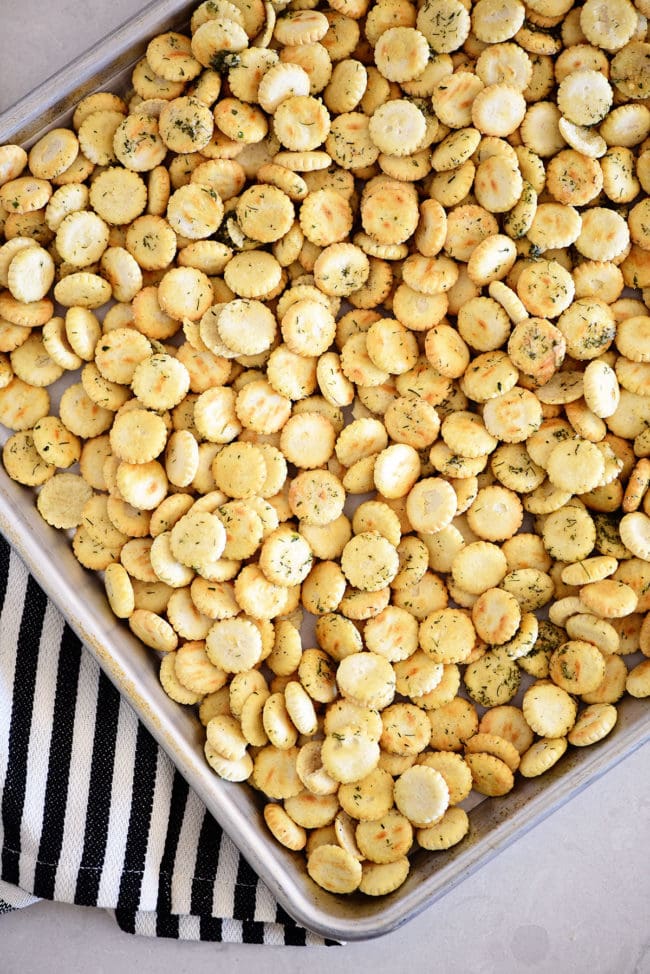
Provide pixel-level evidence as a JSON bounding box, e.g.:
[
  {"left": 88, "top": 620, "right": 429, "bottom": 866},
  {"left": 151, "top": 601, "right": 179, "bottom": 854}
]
[{"left": 0, "top": 0, "right": 649, "bottom": 898}]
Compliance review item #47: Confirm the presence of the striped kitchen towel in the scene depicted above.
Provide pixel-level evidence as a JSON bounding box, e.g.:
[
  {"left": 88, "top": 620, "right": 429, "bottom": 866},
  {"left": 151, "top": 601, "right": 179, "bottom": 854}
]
[{"left": 0, "top": 534, "right": 333, "bottom": 945}]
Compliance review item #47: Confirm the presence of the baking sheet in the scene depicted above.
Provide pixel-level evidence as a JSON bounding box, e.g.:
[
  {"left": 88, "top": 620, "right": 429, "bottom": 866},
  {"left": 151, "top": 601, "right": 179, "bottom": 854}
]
[{"left": 0, "top": 0, "right": 648, "bottom": 942}]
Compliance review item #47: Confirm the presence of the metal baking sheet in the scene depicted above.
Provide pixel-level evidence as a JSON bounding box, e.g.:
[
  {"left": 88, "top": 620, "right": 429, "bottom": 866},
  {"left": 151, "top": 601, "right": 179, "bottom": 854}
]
[{"left": 0, "top": 0, "right": 648, "bottom": 942}]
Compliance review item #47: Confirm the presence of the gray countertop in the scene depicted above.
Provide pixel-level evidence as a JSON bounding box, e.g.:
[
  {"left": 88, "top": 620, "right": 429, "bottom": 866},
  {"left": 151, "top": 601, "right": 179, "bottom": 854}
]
[{"left": 1, "top": 3, "right": 649, "bottom": 970}]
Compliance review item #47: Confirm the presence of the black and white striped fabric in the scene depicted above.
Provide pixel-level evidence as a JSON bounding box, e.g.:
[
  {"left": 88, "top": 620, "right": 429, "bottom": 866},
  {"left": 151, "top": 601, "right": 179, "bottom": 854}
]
[{"left": 0, "top": 535, "right": 333, "bottom": 945}]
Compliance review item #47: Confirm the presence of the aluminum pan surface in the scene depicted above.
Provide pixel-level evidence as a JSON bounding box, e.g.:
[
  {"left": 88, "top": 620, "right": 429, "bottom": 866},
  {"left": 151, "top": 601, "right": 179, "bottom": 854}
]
[{"left": 0, "top": 0, "right": 648, "bottom": 942}]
